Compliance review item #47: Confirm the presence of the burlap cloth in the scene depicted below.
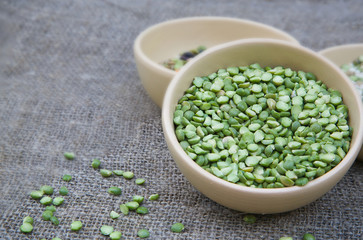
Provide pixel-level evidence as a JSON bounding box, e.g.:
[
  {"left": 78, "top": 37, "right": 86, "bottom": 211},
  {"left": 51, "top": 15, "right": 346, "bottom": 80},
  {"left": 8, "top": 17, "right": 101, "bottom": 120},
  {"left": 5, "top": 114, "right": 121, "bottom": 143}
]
[{"left": 0, "top": 0, "right": 362, "bottom": 239}]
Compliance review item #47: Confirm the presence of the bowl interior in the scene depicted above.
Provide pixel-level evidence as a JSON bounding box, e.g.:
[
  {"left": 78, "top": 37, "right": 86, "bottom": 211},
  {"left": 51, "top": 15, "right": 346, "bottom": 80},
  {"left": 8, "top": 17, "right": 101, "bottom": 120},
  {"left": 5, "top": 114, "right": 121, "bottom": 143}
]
[
  {"left": 166, "top": 40, "right": 362, "bottom": 135},
  {"left": 138, "top": 17, "right": 299, "bottom": 74}
]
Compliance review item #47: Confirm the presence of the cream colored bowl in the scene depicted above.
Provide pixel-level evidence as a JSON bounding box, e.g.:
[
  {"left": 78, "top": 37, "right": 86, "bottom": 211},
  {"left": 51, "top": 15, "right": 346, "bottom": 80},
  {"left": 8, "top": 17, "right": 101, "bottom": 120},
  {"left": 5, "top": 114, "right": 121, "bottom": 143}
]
[
  {"left": 162, "top": 39, "right": 363, "bottom": 214},
  {"left": 319, "top": 43, "right": 363, "bottom": 161},
  {"left": 134, "top": 17, "right": 299, "bottom": 107}
]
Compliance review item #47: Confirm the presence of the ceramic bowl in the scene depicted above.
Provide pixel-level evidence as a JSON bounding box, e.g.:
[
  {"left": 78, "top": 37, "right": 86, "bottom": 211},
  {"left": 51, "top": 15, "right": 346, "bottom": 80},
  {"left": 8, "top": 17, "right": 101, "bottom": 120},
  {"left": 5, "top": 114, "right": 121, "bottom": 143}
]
[
  {"left": 162, "top": 39, "right": 363, "bottom": 214},
  {"left": 319, "top": 43, "right": 363, "bottom": 161},
  {"left": 134, "top": 17, "right": 299, "bottom": 107}
]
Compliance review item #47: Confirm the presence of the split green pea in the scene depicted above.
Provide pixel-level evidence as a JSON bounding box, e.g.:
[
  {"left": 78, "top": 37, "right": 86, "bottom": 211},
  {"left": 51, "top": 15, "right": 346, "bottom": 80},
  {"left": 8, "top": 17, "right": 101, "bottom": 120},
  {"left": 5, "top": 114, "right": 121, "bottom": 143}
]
[
  {"left": 171, "top": 223, "right": 185, "bottom": 233},
  {"left": 70, "top": 220, "right": 82, "bottom": 231},
  {"left": 137, "top": 229, "right": 150, "bottom": 238},
  {"left": 174, "top": 64, "right": 352, "bottom": 188},
  {"left": 20, "top": 216, "right": 34, "bottom": 233}
]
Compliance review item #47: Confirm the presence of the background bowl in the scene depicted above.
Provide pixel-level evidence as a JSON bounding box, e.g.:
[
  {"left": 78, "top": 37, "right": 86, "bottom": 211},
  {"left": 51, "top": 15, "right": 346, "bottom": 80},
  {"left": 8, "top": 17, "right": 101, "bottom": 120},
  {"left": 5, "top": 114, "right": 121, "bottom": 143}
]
[
  {"left": 162, "top": 39, "right": 363, "bottom": 214},
  {"left": 319, "top": 43, "right": 363, "bottom": 161},
  {"left": 134, "top": 17, "right": 299, "bottom": 107}
]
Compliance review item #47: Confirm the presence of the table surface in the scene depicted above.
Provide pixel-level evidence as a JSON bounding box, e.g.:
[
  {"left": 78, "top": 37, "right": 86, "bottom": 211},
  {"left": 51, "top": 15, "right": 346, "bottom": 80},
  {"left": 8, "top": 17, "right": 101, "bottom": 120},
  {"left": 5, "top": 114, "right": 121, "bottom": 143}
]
[{"left": 0, "top": 0, "right": 362, "bottom": 239}]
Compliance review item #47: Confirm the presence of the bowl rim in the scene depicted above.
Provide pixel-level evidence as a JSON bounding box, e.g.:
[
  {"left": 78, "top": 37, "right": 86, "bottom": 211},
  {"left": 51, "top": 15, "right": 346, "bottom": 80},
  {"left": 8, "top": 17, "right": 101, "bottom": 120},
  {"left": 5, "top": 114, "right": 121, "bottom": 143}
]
[
  {"left": 319, "top": 43, "right": 363, "bottom": 66},
  {"left": 319, "top": 43, "right": 363, "bottom": 55},
  {"left": 133, "top": 16, "right": 300, "bottom": 81},
  {"left": 162, "top": 38, "right": 363, "bottom": 195}
]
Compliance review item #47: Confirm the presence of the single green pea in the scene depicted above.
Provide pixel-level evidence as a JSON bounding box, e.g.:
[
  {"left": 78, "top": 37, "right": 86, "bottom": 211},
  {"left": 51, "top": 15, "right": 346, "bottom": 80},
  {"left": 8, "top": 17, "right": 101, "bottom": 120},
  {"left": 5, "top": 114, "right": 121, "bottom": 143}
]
[
  {"left": 243, "top": 214, "right": 256, "bottom": 224},
  {"left": 113, "top": 170, "right": 124, "bottom": 176},
  {"left": 62, "top": 174, "right": 72, "bottom": 182},
  {"left": 110, "top": 231, "right": 122, "bottom": 240},
  {"left": 125, "top": 201, "right": 139, "bottom": 210},
  {"left": 100, "top": 225, "right": 114, "bottom": 235},
  {"left": 70, "top": 220, "right": 82, "bottom": 231},
  {"left": 100, "top": 169, "right": 112, "bottom": 177},
  {"left": 135, "top": 178, "right": 145, "bottom": 185},
  {"left": 110, "top": 210, "right": 120, "bottom": 219},
  {"left": 132, "top": 195, "right": 144, "bottom": 204},
  {"left": 50, "top": 216, "right": 60, "bottom": 225},
  {"left": 42, "top": 210, "right": 53, "bottom": 221},
  {"left": 137, "top": 229, "right": 150, "bottom": 238},
  {"left": 123, "top": 171, "right": 134, "bottom": 179},
  {"left": 91, "top": 158, "right": 101, "bottom": 169},
  {"left": 148, "top": 194, "right": 159, "bottom": 201},
  {"left": 120, "top": 204, "right": 129, "bottom": 215},
  {"left": 59, "top": 186, "right": 68, "bottom": 196},
  {"left": 108, "top": 187, "right": 122, "bottom": 196},
  {"left": 303, "top": 233, "right": 316, "bottom": 240},
  {"left": 53, "top": 197, "right": 64, "bottom": 206},
  {"left": 40, "top": 196, "right": 53, "bottom": 205},
  {"left": 23, "top": 216, "right": 34, "bottom": 224},
  {"left": 46, "top": 205, "right": 56, "bottom": 212},
  {"left": 136, "top": 206, "right": 149, "bottom": 215},
  {"left": 30, "top": 190, "right": 44, "bottom": 200},
  {"left": 171, "top": 223, "right": 184, "bottom": 233},
  {"left": 40, "top": 185, "right": 54, "bottom": 195},
  {"left": 20, "top": 222, "right": 33, "bottom": 233},
  {"left": 64, "top": 152, "right": 75, "bottom": 160}
]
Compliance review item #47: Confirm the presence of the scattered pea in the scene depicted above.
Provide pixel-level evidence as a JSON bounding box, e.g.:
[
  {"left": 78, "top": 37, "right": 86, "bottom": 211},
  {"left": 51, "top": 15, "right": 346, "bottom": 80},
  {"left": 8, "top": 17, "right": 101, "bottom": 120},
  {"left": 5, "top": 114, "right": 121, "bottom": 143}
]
[
  {"left": 110, "top": 231, "right": 122, "bottom": 240},
  {"left": 23, "top": 216, "right": 33, "bottom": 224},
  {"left": 125, "top": 201, "right": 139, "bottom": 210},
  {"left": 100, "top": 225, "right": 114, "bottom": 235},
  {"left": 53, "top": 197, "right": 64, "bottom": 206},
  {"left": 110, "top": 210, "right": 120, "bottom": 219},
  {"left": 59, "top": 186, "right": 68, "bottom": 196},
  {"left": 303, "top": 233, "right": 316, "bottom": 240},
  {"left": 91, "top": 158, "right": 101, "bottom": 169},
  {"left": 170, "top": 223, "right": 184, "bottom": 233},
  {"left": 30, "top": 190, "right": 44, "bottom": 200},
  {"left": 148, "top": 194, "right": 159, "bottom": 201},
  {"left": 120, "top": 204, "right": 129, "bottom": 215},
  {"left": 113, "top": 170, "right": 124, "bottom": 176},
  {"left": 70, "top": 220, "right": 82, "bottom": 231},
  {"left": 40, "top": 185, "right": 54, "bottom": 195},
  {"left": 42, "top": 210, "right": 53, "bottom": 221},
  {"left": 136, "top": 206, "right": 149, "bottom": 215},
  {"left": 20, "top": 222, "right": 33, "bottom": 233},
  {"left": 108, "top": 187, "right": 122, "bottom": 196},
  {"left": 62, "top": 174, "right": 72, "bottom": 182},
  {"left": 243, "top": 214, "right": 256, "bottom": 224},
  {"left": 135, "top": 178, "right": 145, "bottom": 185},
  {"left": 40, "top": 196, "right": 53, "bottom": 205},
  {"left": 123, "top": 171, "right": 134, "bottom": 179},
  {"left": 132, "top": 195, "right": 144, "bottom": 204},
  {"left": 50, "top": 216, "right": 60, "bottom": 225},
  {"left": 100, "top": 169, "right": 113, "bottom": 177},
  {"left": 64, "top": 152, "right": 75, "bottom": 160},
  {"left": 137, "top": 229, "right": 150, "bottom": 238},
  {"left": 46, "top": 205, "right": 56, "bottom": 212}
]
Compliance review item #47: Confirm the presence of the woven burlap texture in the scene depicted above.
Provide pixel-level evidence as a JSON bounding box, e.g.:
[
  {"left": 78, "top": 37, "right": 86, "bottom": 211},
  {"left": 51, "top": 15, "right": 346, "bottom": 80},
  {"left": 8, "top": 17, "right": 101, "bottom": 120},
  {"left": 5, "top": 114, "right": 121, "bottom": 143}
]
[{"left": 0, "top": 0, "right": 362, "bottom": 239}]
